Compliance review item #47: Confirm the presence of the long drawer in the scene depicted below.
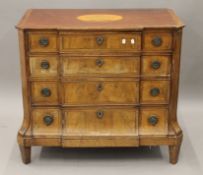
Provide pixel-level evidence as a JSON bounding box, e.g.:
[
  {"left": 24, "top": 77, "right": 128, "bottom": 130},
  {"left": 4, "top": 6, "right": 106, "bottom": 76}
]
[
  {"left": 28, "top": 55, "right": 171, "bottom": 79},
  {"left": 27, "top": 30, "right": 173, "bottom": 53},
  {"left": 62, "top": 78, "right": 139, "bottom": 105},
  {"left": 28, "top": 30, "right": 173, "bottom": 53},
  {"left": 62, "top": 56, "right": 140, "bottom": 77},
  {"left": 63, "top": 107, "right": 138, "bottom": 138},
  {"left": 60, "top": 31, "right": 141, "bottom": 51},
  {"left": 30, "top": 80, "right": 170, "bottom": 105},
  {"left": 31, "top": 107, "right": 168, "bottom": 141}
]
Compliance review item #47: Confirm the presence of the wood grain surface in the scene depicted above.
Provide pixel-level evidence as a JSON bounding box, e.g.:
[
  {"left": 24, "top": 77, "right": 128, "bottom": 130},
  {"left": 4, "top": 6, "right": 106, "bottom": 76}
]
[
  {"left": 17, "top": 9, "right": 184, "bottom": 164},
  {"left": 16, "top": 9, "right": 184, "bottom": 30}
]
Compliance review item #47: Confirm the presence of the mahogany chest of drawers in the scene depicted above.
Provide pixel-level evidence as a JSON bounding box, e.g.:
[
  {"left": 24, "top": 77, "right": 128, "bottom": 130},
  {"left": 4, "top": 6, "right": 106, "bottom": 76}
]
[{"left": 16, "top": 9, "right": 184, "bottom": 164}]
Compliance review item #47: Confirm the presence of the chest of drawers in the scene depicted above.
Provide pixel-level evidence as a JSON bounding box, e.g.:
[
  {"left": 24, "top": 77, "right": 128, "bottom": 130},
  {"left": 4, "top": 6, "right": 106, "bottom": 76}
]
[{"left": 16, "top": 9, "right": 184, "bottom": 164}]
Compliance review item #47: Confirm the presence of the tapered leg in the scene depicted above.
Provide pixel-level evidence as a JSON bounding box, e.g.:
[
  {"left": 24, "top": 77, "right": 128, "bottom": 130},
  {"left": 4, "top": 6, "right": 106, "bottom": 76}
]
[
  {"left": 19, "top": 145, "right": 31, "bottom": 164},
  {"left": 169, "top": 134, "right": 183, "bottom": 164}
]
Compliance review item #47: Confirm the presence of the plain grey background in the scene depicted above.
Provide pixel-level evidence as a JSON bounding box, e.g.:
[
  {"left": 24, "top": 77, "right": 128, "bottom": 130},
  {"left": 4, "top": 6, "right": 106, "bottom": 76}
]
[{"left": 0, "top": 0, "right": 203, "bottom": 175}]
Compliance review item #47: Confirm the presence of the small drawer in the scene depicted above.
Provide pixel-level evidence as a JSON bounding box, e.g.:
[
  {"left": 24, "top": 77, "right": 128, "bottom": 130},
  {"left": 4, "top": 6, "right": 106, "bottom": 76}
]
[
  {"left": 139, "top": 107, "right": 168, "bottom": 136},
  {"left": 28, "top": 31, "right": 58, "bottom": 52},
  {"left": 63, "top": 108, "right": 138, "bottom": 137},
  {"left": 141, "top": 56, "right": 171, "bottom": 77},
  {"left": 140, "top": 80, "right": 170, "bottom": 104},
  {"left": 32, "top": 108, "right": 62, "bottom": 137},
  {"left": 63, "top": 79, "right": 139, "bottom": 105},
  {"left": 143, "top": 31, "right": 172, "bottom": 51},
  {"left": 29, "top": 56, "right": 58, "bottom": 78},
  {"left": 31, "top": 82, "right": 59, "bottom": 105},
  {"left": 62, "top": 56, "right": 140, "bottom": 77},
  {"left": 60, "top": 32, "right": 141, "bottom": 51}
]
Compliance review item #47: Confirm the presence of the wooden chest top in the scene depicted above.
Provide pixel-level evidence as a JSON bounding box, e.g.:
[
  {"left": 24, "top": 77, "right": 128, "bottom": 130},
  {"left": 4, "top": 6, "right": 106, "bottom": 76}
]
[{"left": 16, "top": 9, "right": 184, "bottom": 30}]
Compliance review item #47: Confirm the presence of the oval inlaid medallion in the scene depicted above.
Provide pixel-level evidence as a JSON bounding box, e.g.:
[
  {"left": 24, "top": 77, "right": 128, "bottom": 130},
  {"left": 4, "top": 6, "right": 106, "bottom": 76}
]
[{"left": 77, "top": 14, "right": 123, "bottom": 22}]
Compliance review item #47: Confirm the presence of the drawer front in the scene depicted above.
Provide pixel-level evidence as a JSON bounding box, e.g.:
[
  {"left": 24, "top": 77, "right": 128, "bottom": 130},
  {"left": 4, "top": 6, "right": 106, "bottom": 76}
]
[
  {"left": 32, "top": 108, "right": 62, "bottom": 137},
  {"left": 140, "top": 80, "right": 170, "bottom": 104},
  {"left": 139, "top": 107, "right": 168, "bottom": 135},
  {"left": 62, "top": 56, "right": 140, "bottom": 77},
  {"left": 63, "top": 108, "right": 138, "bottom": 137},
  {"left": 60, "top": 32, "right": 141, "bottom": 51},
  {"left": 143, "top": 31, "right": 172, "bottom": 51},
  {"left": 63, "top": 80, "right": 139, "bottom": 105},
  {"left": 31, "top": 82, "right": 59, "bottom": 105},
  {"left": 28, "top": 32, "right": 58, "bottom": 52},
  {"left": 141, "top": 56, "right": 171, "bottom": 77},
  {"left": 29, "top": 56, "right": 58, "bottom": 78}
]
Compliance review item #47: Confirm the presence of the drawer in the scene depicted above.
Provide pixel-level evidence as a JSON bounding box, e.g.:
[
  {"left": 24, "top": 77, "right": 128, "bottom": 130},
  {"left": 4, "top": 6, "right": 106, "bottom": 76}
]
[
  {"left": 63, "top": 79, "right": 139, "bottom": 105},
  {"left": 29, "top": 56, "right": 59, "bottom": 78},
  {"left": 140, "top": 80, "right": 170, "bottom": 104},
  {"left": 62, "top": 56, "right": 140, "bottom": 77},
  {"left": 139, "top": 107, "right": 168, "bottom": 136},
  {"left": 141, "top": 56, "right": 171, "bottom": 77},
  {"left": 32, "top": 108, "right": 62, "bottom": 137},
  {"left": 31, "top": 82, "right": 59, "bottom": 105},
  {"left": 60, "top": 32, "right": 141, "bottom": 51},
  {"left": 63, "top": 108, "right": 138, "bottom": 137},
  {"left": 143, "top": 31, "right": 172, "bottom": 51},
  {"left": 28, "top": 31, "right": 58, "bottom": 52}
]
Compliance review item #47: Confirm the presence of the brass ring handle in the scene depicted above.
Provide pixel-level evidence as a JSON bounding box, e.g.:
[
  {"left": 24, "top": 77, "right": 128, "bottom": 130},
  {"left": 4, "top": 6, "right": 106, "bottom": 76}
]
[
  {"left": 43, "top": 115, "right": 54, "bottom": 126},
  {"left": 41, "top": 60, "right": 50, "bottom": 69},
  {"left": 39, "top": 37, "right": 49, "bottom": 47},
  {"left": 151, "top": 36, "right": 163, "bottom": 47},
  {"left": 150, "top": 88, "right": 160, "bottom": 97},
  {"left": 96, "top": 83, "right": 103, "bottom": 92},
  {"left": 95, "top": 58, "right": 104, "bottom": 67},
  {"left": 151, "top": 61, "right": 161, "bottom": 69},
  {"left": 148, "top": 115, "right": 159, "bottom": 126},
  {"left": 96, "top": 36, "right": 104, "bottom": 45},
  {"left": 96, "top": 110, "right": 104, "bottom": 119},
  {"left": 41, "top": 88, "right": 51, "bottom": 97}
]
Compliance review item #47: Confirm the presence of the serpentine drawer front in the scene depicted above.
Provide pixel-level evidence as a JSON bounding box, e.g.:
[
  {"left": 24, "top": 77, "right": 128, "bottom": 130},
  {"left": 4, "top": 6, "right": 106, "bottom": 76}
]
[{"left": 16, "top": 9, "right": 184, "bottom": 164}]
